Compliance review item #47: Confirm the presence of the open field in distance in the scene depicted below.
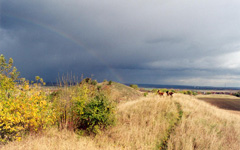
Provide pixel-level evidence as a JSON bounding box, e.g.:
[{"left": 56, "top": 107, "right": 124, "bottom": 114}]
[{"left": 196, "top": 94, "right": 240, "bottom": 112}]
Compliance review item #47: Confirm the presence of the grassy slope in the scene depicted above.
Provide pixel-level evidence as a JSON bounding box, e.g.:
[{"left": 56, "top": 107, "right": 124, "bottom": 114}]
[
  {"left": 93, "top": 94, "right": 179, "bottom": 149},
  {"left": 168, "top": 94, "right": 240, "bottom": 150},
  {"left": 100, "top": 82, "right": 143, "bottom": 102},
  {"left": 2, "top": 84, "right": 240, "bottom": 150}
]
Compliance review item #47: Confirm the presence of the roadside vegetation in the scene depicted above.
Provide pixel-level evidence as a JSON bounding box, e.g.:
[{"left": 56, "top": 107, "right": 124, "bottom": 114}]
[{"left": 1, "top": 54, "right": 240, "bottom": 150}]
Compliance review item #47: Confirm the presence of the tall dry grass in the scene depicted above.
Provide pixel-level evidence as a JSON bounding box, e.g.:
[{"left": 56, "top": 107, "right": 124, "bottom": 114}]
[
  {"left": 0, "top": 128, "right": 100, "bottom": 150},
  {"left": 168, "top": 94, "right": 240, "bottom": 150},
  {"left": 1, "top": 94, "right": 178, "bottom": 150},
  {"left": 1, "top": 93, "right": 240, "bottom": 150},
  {"left": 93, "top": 93, "right": 179, "bottom": 149}
]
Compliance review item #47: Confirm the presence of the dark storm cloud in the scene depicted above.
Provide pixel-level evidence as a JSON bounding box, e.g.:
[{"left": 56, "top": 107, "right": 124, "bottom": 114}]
[
  {"left": 145, "top": 36, "right": 183, "bottom": 44},
  {"left": 1, "top": 0, "right": 240, "bottom": 86}
]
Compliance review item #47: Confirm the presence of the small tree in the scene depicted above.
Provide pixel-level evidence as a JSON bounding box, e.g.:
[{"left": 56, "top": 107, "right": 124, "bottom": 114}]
[
  {"left": 0, "top": 54, "right": 19, "bottom": 80},
  {"left": 0, "top": 54, "right": 19, "bottom": 99}
]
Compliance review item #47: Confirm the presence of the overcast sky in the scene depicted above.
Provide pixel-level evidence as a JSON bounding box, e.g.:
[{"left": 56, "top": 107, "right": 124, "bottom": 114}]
[{"left": 1, "top": 0, "right": 240, "bottom": 87}]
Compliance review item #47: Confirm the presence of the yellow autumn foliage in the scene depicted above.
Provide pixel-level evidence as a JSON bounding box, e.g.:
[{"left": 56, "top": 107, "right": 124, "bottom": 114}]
[
  {"left": 0, "top": 54, "right": 56, "bottom": 143},
  {"left": 0, "top": 78, "right": 57, "bottom": 143}
]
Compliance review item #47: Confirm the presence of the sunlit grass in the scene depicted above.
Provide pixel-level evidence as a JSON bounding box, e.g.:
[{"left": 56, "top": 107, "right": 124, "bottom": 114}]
[
  {"left": 1, "top": 92, "right": 240, "bottom": 150},
  {"left": 168, "top": 94, "right": 240, "bottom": 150}
]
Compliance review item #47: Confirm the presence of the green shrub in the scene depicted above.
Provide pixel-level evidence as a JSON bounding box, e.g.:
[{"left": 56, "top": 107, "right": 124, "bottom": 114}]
[
  {"left": 192, "top": 91, "right": 198, "bottom": 96},
  {"left": 108, "top": 80, "right": 112, "bottom": 85},
  {"left": 130, "top": 84, "right": 139, "bottom": 90},
  {"left": 160, "top": 89, "right": 168, "bottom": 93},
  {"left": 91, "top": 80, "right": 98, "bottom": 85},
  {"left": 79, "top": 78, "right": 98, "bottom": 86},
  {"left": 54, "top": 80, "right": 116, "bottom": 134},
  {"left": 152, "top": 89, "right": 158, "bottom": 93},
  {"left": 144, "top": 92, "right": 148, "bottom": 97},
  {"left": 234, "top": 91, "right": 240, "bottom": 97},
  {"left": 97, "top": 85, "right": 101, "bottom": 91},
  {"left": 179, "top": 90, "right": 197, "bottom": 96},
  {"left": 75, "top": 93, "right": 116, "bottom": 134},
  {"left": 187, "top": 90, "right": 192, "bottom": 95},
  {"left": 53, "top": 83, "right": 91, "bottom": 130}
]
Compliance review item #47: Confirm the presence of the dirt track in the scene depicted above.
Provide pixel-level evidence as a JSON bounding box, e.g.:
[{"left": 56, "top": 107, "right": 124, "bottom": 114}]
[{"left": 197, "top": 97, "right": 240, "bottom": 111}]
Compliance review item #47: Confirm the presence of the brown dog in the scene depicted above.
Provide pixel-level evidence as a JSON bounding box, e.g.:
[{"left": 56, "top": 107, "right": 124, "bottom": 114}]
[
  {"left": 166, "top": 91, "right": 174, "bottom": 97},
  {"left": 157, "top": 90, "right": 164, "bottom": 96}
]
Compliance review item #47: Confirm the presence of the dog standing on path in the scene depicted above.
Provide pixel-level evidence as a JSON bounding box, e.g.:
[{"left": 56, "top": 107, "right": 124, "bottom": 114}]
[{"left": 166, "top": 91, "right": 174, "bottom": 97}]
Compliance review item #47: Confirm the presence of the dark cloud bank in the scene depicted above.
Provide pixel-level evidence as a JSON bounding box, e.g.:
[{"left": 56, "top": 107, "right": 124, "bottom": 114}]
[{"left": 1, "top": 0, "right": 240, "bottom": 87}]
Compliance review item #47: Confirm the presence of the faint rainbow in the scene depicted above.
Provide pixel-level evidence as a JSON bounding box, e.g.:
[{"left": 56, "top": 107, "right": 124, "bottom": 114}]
[{"left": 2, "top": 13, "right": 124, "bottom": 83}]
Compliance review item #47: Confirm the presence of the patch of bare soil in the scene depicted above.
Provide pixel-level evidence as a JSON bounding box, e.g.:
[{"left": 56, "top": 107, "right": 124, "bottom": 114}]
[{"left": 197, "top": 97, "right": 240, "bottom": 112}]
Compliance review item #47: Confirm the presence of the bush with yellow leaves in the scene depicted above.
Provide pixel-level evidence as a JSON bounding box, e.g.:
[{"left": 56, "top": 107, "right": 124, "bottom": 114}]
[{"left": 0, "top": 54, "right": 56, "bottom": 143}]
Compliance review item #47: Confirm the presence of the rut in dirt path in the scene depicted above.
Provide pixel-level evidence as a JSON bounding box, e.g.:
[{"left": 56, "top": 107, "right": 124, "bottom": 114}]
[{"left": 157, "top": 101, "right": 183, "bottom": 150}]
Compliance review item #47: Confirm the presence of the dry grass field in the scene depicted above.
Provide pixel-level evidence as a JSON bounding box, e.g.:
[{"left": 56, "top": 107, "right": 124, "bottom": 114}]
[
  {"left": 168, "top": 94, "right": 240, "bottom": 150},
  {"left": 1, "top": 84, "right": 240, "bottom": 150}
]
